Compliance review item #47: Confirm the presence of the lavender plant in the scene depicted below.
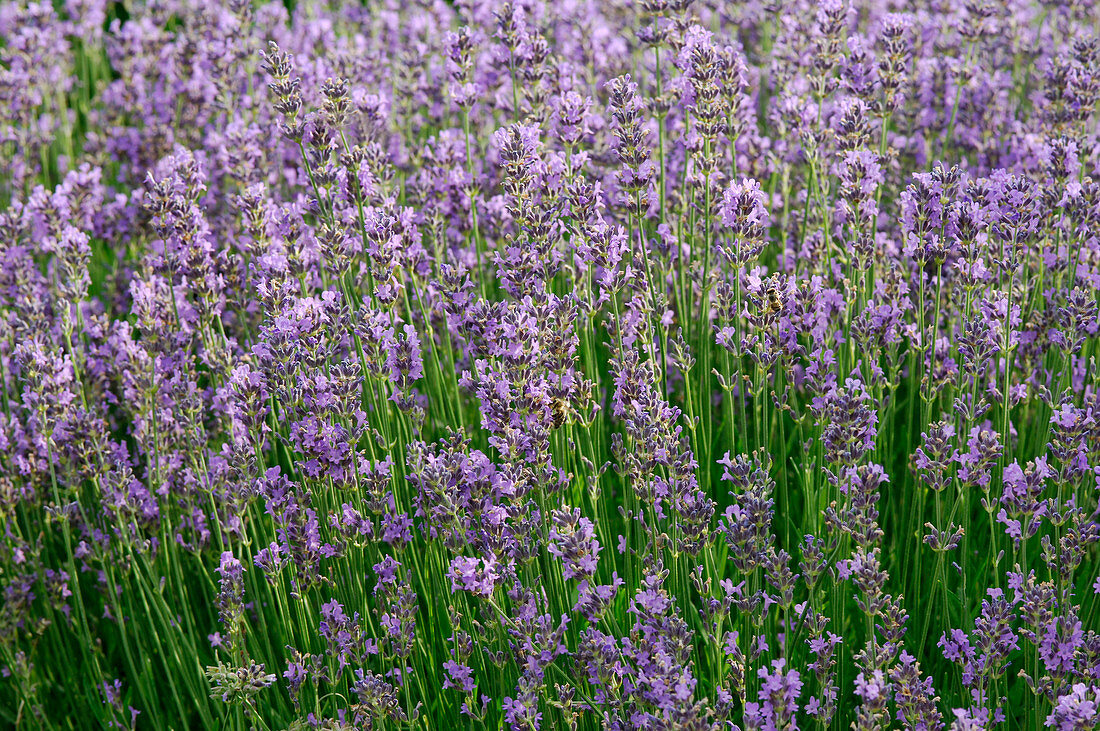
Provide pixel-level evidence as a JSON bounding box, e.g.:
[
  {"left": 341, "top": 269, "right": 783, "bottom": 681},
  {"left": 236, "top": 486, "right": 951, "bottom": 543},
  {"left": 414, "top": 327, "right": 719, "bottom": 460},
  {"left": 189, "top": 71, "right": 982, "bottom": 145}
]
[{"left": 2, "top": 1, "right": 1100, "bottom": 729}]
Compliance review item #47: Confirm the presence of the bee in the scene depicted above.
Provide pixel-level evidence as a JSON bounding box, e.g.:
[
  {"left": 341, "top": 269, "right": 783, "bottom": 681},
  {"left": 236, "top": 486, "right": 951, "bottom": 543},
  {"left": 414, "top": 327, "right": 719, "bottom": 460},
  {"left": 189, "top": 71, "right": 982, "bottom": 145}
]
[
  {"left": 763, "top": 281, "right": 783, "bottom": 317},
  {"left": 550, "top": 398, "right": 568, "bottom": 429}
]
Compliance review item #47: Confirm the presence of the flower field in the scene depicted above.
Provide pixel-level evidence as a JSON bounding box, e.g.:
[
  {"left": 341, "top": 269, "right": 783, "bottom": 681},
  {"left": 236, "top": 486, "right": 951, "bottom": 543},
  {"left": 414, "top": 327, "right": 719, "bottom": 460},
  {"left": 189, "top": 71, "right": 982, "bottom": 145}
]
[{"left": 2, "top": 1, "right": 1100, "bottom": 729}]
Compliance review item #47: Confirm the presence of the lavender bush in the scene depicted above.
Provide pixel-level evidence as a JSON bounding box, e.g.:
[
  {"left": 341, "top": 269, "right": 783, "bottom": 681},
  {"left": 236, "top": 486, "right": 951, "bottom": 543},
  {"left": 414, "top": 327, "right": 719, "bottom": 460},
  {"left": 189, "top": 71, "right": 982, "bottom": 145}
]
[{"left": 2, "top": 0, "right": 1100, "bottom": 728}]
